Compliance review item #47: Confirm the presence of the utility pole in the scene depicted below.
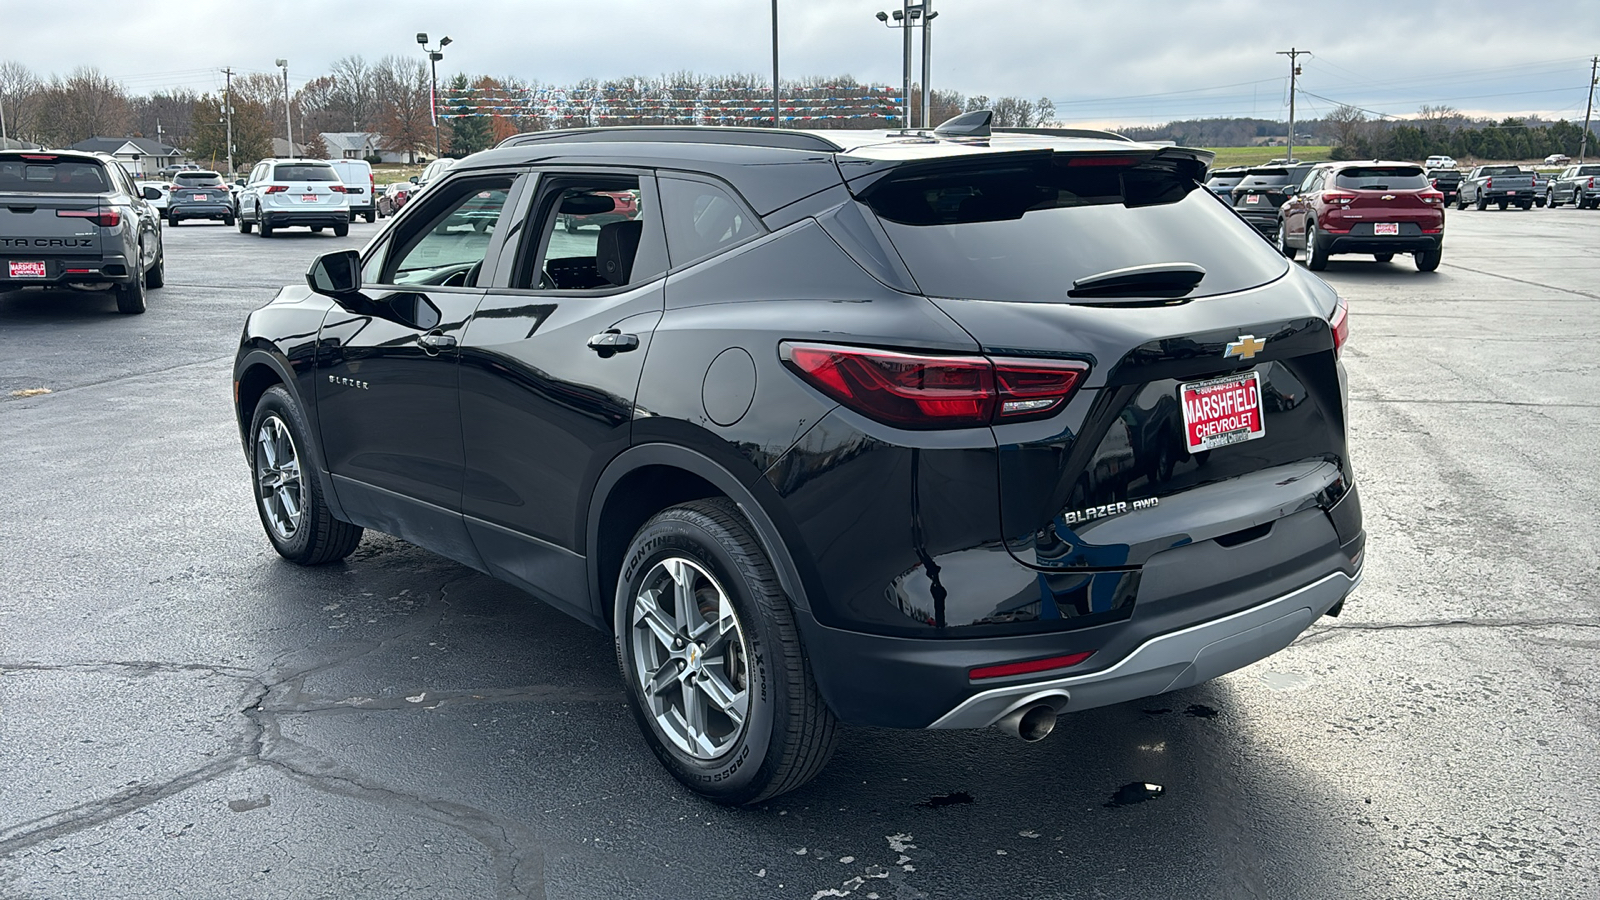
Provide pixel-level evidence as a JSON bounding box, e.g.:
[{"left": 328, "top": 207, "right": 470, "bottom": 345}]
[
  {"left": 275, "top": 59, "right": 293, "bottom": 158},
  {"left": 920, "top": 0, "right": 935, "bottom": 128},
  {"left": 901, "top": 0, "right": 913, "bottom": 130},
  {"left": 1276, "top": 47, "right": 1308, "bottom": 163},
  {"left": 771, "top": 0, "right": 780, "bottom": 128},
  {"left": 222, "top": 67, "right": 235, "bottom": 177},
  {"left": 1581, "top": 56, "right": 1599, "bottom": 163}
]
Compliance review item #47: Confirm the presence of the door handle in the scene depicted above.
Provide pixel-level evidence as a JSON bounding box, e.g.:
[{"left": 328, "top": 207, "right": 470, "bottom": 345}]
[
  {"left": 417, "top": 332, "right": 456, "bottom": 352},
  {"left": 587, "top": 330, "right": 640, "bottom": 357}
]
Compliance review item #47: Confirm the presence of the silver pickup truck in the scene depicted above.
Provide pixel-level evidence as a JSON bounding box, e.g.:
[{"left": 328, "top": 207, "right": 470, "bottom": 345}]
[
  {"left": 1457, "top": 164, "right": 1536, "bottom": 211},
  {"left": 1545, "top": 163, "right": 1600, "bottom": 209},
  {"left": 0, "top": 150, "right": 165, "bottom": 313}
]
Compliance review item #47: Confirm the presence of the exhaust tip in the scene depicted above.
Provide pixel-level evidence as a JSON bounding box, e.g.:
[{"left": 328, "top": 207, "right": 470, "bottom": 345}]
[{"left": 996, "top": 702, "right": 1058, "bottom": 743}]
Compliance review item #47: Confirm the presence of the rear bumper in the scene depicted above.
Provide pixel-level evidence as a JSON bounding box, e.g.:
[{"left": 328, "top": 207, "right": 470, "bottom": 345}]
[
  {"left": 262, "top": 211, "right": 350, "bottom": 228},
  {"left": 170, "top": 202, "right": 232, "bottom": 220},
  {"left": 1321, "top": 233, "right": 1442, "bottom": 255},
  {"left": 928, "top": 568, "right": 1358, "bottom": 729},
  {"left": 1, "top": 252, "right": 135, "bottom": 287}
]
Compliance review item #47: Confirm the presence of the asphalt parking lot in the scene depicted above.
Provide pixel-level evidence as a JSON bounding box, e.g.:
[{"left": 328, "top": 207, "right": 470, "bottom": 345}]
[{"left": 3, "top": 206, "right": 1599, "bottom": 898}]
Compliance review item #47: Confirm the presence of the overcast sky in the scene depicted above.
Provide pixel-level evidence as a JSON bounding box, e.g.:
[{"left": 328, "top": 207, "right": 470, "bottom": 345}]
[{"left": 3, "top": 0, "right": 1598, "bottom": 126}]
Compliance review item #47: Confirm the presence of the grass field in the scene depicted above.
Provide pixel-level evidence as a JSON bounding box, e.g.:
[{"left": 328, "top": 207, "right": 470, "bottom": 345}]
[{"left": 1205, "top": 146, "right": 1334, "bottom": 168}]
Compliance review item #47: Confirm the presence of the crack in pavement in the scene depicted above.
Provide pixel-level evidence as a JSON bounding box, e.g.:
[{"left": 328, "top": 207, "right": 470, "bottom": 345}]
[
  {"left": 0, "top": 574, "right": 561, "bottom": 899},
  {"left": 1437, "top": 262, "right": 1600, "bottom": 303}
]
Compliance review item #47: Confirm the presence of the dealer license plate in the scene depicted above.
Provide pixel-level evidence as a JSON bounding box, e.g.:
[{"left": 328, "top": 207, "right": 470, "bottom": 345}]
[
  {"left": 1180, "top": 370, "right": 1265, "bottom": 453},
  {"left": 301, "top": 194, "right": 318, "bottom": 202},
  {"left": 1244, "top": 194, "right": 1262, "bottom": 204},
  {"left": 1374, "top": 222, "right": 1400, "bottom": 235},
  {"left": 194, "top": 193, "right": 208, "bottom": 201},
  {"left": 8, "top": 260, "right": 47, "bottom": 278}
]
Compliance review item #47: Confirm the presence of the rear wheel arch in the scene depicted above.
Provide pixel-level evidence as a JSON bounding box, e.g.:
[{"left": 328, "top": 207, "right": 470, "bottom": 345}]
[{"left": 588, "top": 444, "right": 816, "bottom": 630}]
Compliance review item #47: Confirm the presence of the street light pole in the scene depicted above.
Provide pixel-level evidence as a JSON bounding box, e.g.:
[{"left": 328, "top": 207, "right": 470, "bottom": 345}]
[
  {"left": 418, "top": 33, "right": 451, "bottom": 160},
  {"left": 223, "top": 67, "right": 234, "bottom": 176},
  {"left": 875, "top": 3, "right": 933, "bottom": 130},
  {"left": 771, "top": 0, "right": 780, "bottom": 128},
  {"left": 920, "top": 1, "right": 936, "bottom": 128},
  {"left": 275, "top": 59, "right": 292, "bottom": 158}
]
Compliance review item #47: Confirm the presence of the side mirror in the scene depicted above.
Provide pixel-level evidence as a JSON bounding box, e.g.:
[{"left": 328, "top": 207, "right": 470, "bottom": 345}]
[
  {"left": 142, "top": 186, "right": 161, "bottom": 200},
  {"left": 307, "top": 250, "right": 363, "bottom": 296},
  {"left": 409, "top": 176, "right": 419, "bottom": 184}
]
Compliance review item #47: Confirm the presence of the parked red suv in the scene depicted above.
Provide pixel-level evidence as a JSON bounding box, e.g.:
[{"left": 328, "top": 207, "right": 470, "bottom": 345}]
[{"left": 1277, "top": 161, "right": 1445, "bottom": 272}]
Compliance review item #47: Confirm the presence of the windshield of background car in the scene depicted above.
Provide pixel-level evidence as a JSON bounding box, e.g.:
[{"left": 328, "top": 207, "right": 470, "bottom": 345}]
[
  {"left": 0, "top": 158, "right": 110, "bottom": 194},
  {"left": 174, "top": 172, "right": 225, "bottom": 187},
  {"left": 860, "top": 154, "right": 1289, "bottom": 303},
  {"left": 1335, "top": 166, "right": 1429, "bottom": 190},
  {"left": 272, "top": 164, "right": 339, "bottom": 182}
]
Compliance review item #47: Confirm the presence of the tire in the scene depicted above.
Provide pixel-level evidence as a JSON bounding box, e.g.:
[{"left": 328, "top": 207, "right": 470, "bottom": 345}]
[
  {"left": 311, "top": 226, "right": 324, "bottom": 233},
  {"left": 223, "top": 214, "right": 235, "bottom": 227},
  {"left": 1306, "top": 221, "right": 1329, "bottom": 271},
  {"left": 145, "top": 247, "right": 165, "bottom": 289},
  {"left": 1548, "top": 190, "right": 1560, "bottom": 208},
  {"left": 1456, "top": 193, "right": 1466, "bottom": 211},
  {"left": 1477, "top": 195, "right": 1488, "bottom": 211},
  {"left": 248, "top": 385, "right": 363, "bottom": 565},
  {"left": 1497, "top": 199, "right": 1508, "bottom": 210},
  {"left": 258, "top": 217, "right": 273, "bottom": 238},
  {"left": 1416, "top": 245, "right": 1442, "bottom": 272},
  {"left": 168, "top": 212, "right": 180, "bottom": 227},
  {"left": 1519, "top": 200, "right": 1532, "bottom": 210},
  {"left": 364, "top": 210, "right": 376, "bottom": 223},
  {"left": 114, "top": 248, "right": 147, "bottom": 314},
  {"left": 1374, "top": 253, "right": 1394, "bottom": 263},
  {"left": 238, "top": 214, "right": 252, "bottom": 234},
  {"left": 1276, "top": 221, "right": 1298, "bottom": 260},
  {"left": 615, "top": 498, "right": 837, "bottom": 806},
  {"left": 564, "top": 215, "right": 579, "bottom": 233},
  {"left": 333, "top": 222, "right": 349, "bottom": 237}
]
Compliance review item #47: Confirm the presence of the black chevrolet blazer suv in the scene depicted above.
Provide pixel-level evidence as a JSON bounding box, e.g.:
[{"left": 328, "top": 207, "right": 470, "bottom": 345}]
[{"left": 233, "top": 114, "right": 1364, "bottom": 804}]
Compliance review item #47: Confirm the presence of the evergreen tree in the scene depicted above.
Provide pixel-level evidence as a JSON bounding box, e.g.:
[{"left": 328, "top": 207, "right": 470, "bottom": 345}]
[{"left": 446, "top": 73, "right": 492, "bottom": 156}]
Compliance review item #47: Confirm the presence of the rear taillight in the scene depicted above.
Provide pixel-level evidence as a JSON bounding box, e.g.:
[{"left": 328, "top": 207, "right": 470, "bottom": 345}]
[
  {"left": 1321, "top": 191, "right": 1356, "bottom": 205},
  {"left": 1589, "top": 177, "right": 1596, "bottom": 189},
  {"left": 1330, "top": 296, "right": 1349, "bottom": 356},
  {"left": 1421, "top": 191, "right": 1443, "bottom": 205},
  {"left": 970, "top": 651, "right": 1096, "bottom": 681},
  {"left": 57, "top": 208, "right": 120, "bottom": 227},
  {"left": 1485, "top": 177, "right": 1493, "bottom": 190},
  {"left": 264, "top": 185, "right": 288, "bottom": 194},
  {"left": 329, "top": 184, "right": 346, "bottom": 193},
  {"left": 779, "top": 342, "right": 1089, "bottom": 429}
]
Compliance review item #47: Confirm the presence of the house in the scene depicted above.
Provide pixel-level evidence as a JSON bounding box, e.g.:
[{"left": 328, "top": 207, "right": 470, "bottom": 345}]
[
  {"left": 318, "top": 132, "right": 409, "bottom": 163},
  {"left": 270, "top": 138, "right": 309, "bottom": 158},
  {"left": 66, "top": 137, "right": 184, "bottom": 177}
]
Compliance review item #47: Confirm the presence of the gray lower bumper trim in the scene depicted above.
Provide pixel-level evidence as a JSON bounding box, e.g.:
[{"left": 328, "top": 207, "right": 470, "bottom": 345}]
[{"left": 927, "top": 569, "right": 1359, "bottom": 730}]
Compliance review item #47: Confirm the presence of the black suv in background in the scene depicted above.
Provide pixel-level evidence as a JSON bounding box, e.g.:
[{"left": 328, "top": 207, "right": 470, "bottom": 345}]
[
  {"left": 233, "top": 116, "right": 1363, "bottom": 804},
  {"left": 0, "top": 150, "right": 166, "bottom": 313},
  {"left": 1229, "top": 162, "right": 1316, "bottom": 238}
]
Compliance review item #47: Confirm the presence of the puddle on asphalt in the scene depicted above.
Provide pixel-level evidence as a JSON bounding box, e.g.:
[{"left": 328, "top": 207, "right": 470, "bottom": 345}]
[
  {"left": 917, "top": 791, "right": 974, "bottom": 809},
  {"left": 1105, "top": 783, "right": 1165, "bottom": 808}
]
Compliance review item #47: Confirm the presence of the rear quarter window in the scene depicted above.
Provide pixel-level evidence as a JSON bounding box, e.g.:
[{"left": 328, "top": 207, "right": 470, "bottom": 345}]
[{"left": 859, "top": 154, "right": 1288, "bottom": 303}]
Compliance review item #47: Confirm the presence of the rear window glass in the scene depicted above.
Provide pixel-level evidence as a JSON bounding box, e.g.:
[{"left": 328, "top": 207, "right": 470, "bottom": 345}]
[
  {"left": 175, "top": 172, "right": 224, "bottom": 186},
  {"left": 861, "top": 154, "right": 1288, "bottom": 303},
  {"left": 1335, "top": 167, "right": 1429, "bottom": 190},
  {"left": 1479, "top": 166, "right": 1521, "bottom": 176},
  {"left": 0, "top": 158, "right": 110, "bottom": 194},
  {"left": 1578, "top": 166, "right": 1600, "bottom": 176},
  {"left": 272, "top": 164, "right": 339, "bottom": 182}
]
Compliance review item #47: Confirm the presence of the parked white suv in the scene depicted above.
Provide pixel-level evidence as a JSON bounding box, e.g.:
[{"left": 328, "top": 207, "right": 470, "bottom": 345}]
[
  {"left": 1423, "top": 155, "right": 1457, "bottom": 169},
  {"left": 236, "top": 159, "right": 350, "bottom": 237},
  {"left": 326, "top": 158, "right": 377, "bottom": 223}
]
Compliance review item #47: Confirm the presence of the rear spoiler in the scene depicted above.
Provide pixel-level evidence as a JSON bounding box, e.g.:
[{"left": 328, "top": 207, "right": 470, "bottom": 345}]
[{"left": 844, "top": 145, "right": 1215, "bottom": 193}]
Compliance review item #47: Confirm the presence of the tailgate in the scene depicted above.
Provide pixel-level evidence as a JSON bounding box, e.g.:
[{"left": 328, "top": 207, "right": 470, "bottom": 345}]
[{"left": 1, "top": 194, "right": 105, "bottom": 257}]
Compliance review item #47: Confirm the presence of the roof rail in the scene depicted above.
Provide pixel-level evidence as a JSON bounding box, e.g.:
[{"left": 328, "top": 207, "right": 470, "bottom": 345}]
[
  {"left": 993, "top": 127, "right": 1135, "bottom": 143},
  {"left": 497, "top": 126, "right": 843, "bottom": 153}
]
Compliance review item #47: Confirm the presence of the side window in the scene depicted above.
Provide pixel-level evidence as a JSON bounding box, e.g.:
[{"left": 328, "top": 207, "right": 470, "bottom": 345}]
[
  {"left": 659, "top": 176, "right": 762, "bottom": 268},
  {"left": 373, "top": 175, "right": 516, "bottom": 288},
  {"left": 515, "top": 173, "right": 667, "bottom": 290}
]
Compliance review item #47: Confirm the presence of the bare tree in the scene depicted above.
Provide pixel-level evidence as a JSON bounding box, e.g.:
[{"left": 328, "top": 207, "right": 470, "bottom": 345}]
[
  {"left": 33, "top": 67, "right": 131, "bottom": 146},
  {"left": 1326, "top": 104, "right": 1369, "bottom": 151},
  {"left": 330, "top": 55, "right": 375, "bottom": 130},
  {"left": 131, "top": 89, "right": 198, "bottom": 148},
  {"left": 0, "top": 60, "right": 43, "bottom": 141},
  {"left": 372, "top": 55, "right": 432, "bottom": 162}
]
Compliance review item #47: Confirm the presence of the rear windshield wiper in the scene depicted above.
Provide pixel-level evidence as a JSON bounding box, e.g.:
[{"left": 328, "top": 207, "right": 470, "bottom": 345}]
[{"left": 1068, "top": 262, "right": 1207, "bottom": 299}]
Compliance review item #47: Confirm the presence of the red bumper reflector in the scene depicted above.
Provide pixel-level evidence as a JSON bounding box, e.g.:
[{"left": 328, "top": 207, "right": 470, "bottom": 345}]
[{"left": 970, "top": 651, "right": 1096, "bottom": 681}]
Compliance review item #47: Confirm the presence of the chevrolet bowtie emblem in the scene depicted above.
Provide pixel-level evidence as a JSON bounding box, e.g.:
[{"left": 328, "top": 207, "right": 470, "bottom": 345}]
[
  {"left": 1224, "top": 335, "right": 1266, "bottom": 360},
  {"left": 1382, "top": 194, "right": 1396, "bottom": 200}
]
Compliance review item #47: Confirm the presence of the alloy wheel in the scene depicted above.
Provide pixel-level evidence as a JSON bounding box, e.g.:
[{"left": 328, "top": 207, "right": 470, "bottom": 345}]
[
  {"left": 254, "top": 415, "right": 304, "bottom": 541},
  {"left": 629, "top": 556, "right": 751, "bottom": 760}
]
